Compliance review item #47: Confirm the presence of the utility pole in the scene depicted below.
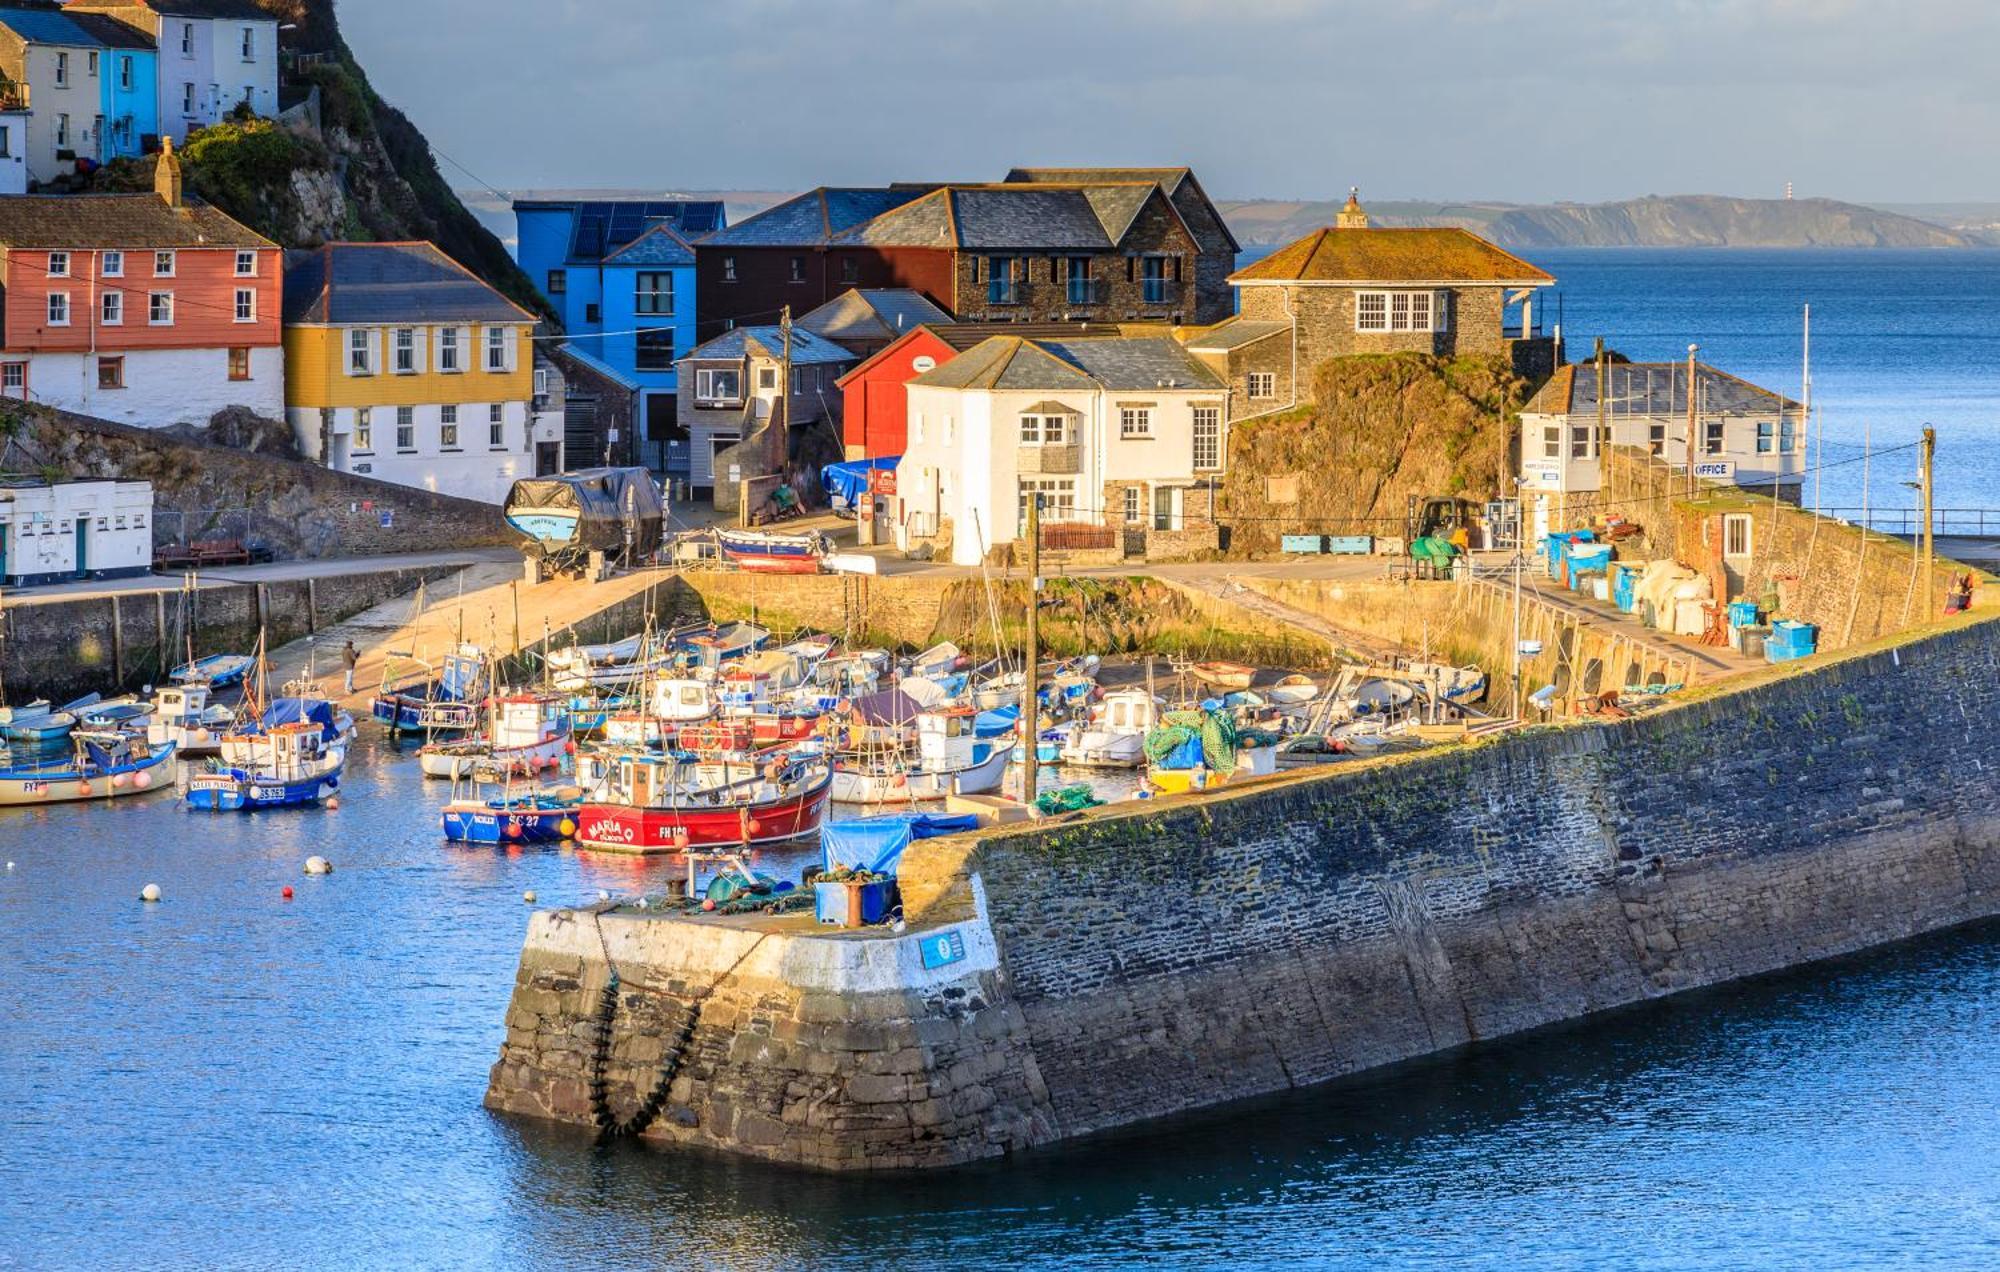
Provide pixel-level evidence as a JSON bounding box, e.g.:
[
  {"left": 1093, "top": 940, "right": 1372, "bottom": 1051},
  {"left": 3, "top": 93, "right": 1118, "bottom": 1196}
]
[
  {"left": 1594, "top": 336, "right": 1608, "bottom": 455},
  {"left": 776, "top": 305, "right": 793, "bottom": 474},
  {"left": 1021, "top": 493, "right": 1041, "bottom": 810},
  {"left": 1510, "top": 528, "right": 1523, "bottom": 721},
  {"left": 1920, "top": 425, "right": 1936, "bottom": 612},
  {"left": 1684, "top": 343, "right": 1700, "bottom": 497},
  {"left": 1803, "top": 303, "right": 1816, "bottom": 514}
]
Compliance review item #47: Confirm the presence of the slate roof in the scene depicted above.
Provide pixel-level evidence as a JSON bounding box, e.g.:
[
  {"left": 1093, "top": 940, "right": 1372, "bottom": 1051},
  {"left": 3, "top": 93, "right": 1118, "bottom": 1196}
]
[
  {"left": 833, "top": 320, "right": 1132, "bottom": 388},
  {"left": 0, "top": 191, "right": 273, "bottom": 248},
  {"left": 697, "top": 188, "right": 933, "bottom": 247},
  {"left": 521, "top": 200, "right": 722, "bottom": 264},
  {"left": 679, "top": 325, "right": 855, "bottom": 367},
  {"left": 0, "top": 6, "right": 148, "bottom": 47},
  {"left": 1231, "top": 225, "right": 1553, "bottom": 286},
  {"left": 1005, "top": 166, "right": 1240, "bottom": 254},
  {"left": 283, "top": 241, "right": 533, "bottom": 325},
  {"left": 601, "top": 221, "right": 695, "bottom": 267},
  {"left": 115, "top": 0, "right": 278, "bottom": 19},
  {"left": 1523, "top": 362, "right": 1800, "bottom": 417},
  {"left": 552, "top": 341, "right": 641, "bottom": 391},
  {"left": 1184, "top": 318, "right": 1291, "bottom": 352},
  {"left": 832, "top": 183, "right": 1177, "bottom": 251},
  {"left": 909, "top": 335, "right": 1224, "bottom": 393},
  {"left": 796, "top": 289, "right": 952, "bottom": 347}
]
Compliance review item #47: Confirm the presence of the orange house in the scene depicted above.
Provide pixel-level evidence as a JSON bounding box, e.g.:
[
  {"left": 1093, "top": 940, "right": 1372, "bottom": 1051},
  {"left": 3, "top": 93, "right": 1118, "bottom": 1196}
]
[{"left": 0, "top": 139, "right": 283, "bottom": 427}]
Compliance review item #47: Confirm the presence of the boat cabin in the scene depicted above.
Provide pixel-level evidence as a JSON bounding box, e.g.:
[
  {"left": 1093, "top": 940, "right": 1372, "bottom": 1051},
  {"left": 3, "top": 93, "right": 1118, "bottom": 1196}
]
[
  {"left": 916, "top": 708, "right": 979, "bottom": 771},
  {"left": 1098, "top": 688, "right": 1159, "bottom": 734},
  {"left": 646, "top": 678, "right": 717, "bottom": 723}
]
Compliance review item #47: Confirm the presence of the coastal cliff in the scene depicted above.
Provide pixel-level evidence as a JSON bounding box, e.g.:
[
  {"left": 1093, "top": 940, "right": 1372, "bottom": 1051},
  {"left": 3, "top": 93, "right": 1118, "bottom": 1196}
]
[{"left": 1221, "top": 194, "right": 1978, "bottom": 250}]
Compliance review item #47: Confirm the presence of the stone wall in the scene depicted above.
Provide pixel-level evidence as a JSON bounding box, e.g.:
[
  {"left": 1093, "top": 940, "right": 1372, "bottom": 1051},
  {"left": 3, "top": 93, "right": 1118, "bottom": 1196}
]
[
  {"left": 1237, "top": 283, "right": 1513, "bottom": 370},
  {"left": 0, "top": 563, "right": 464, "bottom": 702},
  {"left": 5, "top": 403, "right": 513, "bottom": 560},
  {"left": 487, "top": 608, "right": 2000, "bottom": 1169}
]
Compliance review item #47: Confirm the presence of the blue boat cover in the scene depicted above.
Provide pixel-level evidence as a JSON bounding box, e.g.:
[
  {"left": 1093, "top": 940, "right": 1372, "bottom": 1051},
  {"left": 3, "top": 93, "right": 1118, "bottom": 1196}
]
[
  {"left": 974, "top": 704, "right": 1019, "bottom": 737},
  {"left": 820, "top": 812, "right": 980, "bottom": 876},
  {"left": 820, "top": 457, "right": 898, "bottom": 505},
  {"left": 441, "top": 655, "right": 483, "bottom": 701},
  {"left": 254, "top": 698, "right": 339, "bottom": 741}
]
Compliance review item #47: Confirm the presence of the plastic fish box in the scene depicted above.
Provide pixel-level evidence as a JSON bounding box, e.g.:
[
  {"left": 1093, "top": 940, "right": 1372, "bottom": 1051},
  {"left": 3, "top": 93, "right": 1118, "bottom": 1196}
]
[
  {"left": 1326, "top": 535, "right": 1374, "bottom": 555},
  {"left": 1768, "top": 619, "right": 1818, "bottom": 656},
  {"left": 815, "top": 878, "right": 894, "bottom": 927},
  {"left": 1281, "top": 535, "right": 1327, "bottom": 554},
  {"left": 1728, "top": 601, "right": 1760, "bottom": 629}
]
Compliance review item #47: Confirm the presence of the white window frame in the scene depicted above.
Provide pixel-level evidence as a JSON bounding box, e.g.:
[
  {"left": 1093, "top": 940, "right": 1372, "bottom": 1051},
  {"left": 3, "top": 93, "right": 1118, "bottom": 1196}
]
[
  {"left": 1703, "top": 418, "right": 1725, "bottom": 456},
  {"left": 1, "top": 362, "right": 23, "bottom": 392},
  {"left": 102, "top": 250, "right": 122, "bottom": 278},
  {"left": 47, "top": 292, "right": 70, "bottom": 327},
  {"left": 695, "top": 367, "right": 740, "bottom": 403},
  {"left": 485, "top": 325, "right": 510, "bottom": 372},
  {"left": 1723, "top": 513, "right": 1753, "bottom": 559},
  {"left": 46, "top": 251, "right": 67, "bottom": 278},
  {"left": 154, "top": 251, "right": 175, "bottom": 278},
  {"left": 353, "top": 407, "right": 372, "bottom": 451},
  {"left": 1122, "top": 486, "right": 1141, "bottom": 523},
  {"left": 347, "top": 328, "right": 374, "bottom": 376},
  {"left": 234, "top": 250, "right": 256, "bottom": 277},
  {"left": 54, "top": 52, "right": 68, "bottom": 88},
  {"left": 1118, "top": 406, "right": 1152, "bottom": 440},
  {"left": 489, "top": 405, "right": 505, "bottom": 449},
  {"left": 1020, "top": 413, "right": 1069, "bottom": 446},
  {"left": 395, "top": 405, "right": 416, "bottom": 452},
  {"left": 241, "top": 27, "right": 256, "bottom": 61},
  {"left": 440, "top": 405, "right": 459, "bottom": 450},
  {"left": 634, "top": 271, "right": 673, "bottom": 316},
  {"left": 101, "top": 291, "right": 122, "bottom": 326},
  {"left": 1018, "top": 477, "right": 1078, "bottom": 525},
  {"left": 149, "top": 292, "right": 175, "bottom": 326},
  {"left": 181, "top": 82, "right": 195, "bottom": 115},
  {"left": 393, "top": 327, "right": 417, "bottom": 373},
  {"left": 438, "top": 326, "right": 461, "bottom": 373},
  {"left": 1355, "top": 289, "right": 1439, "bottom": 333},
  {"left": 1193, "top": 405, "right": 1221, "bottom": 470},
  {"left": 234, "top": 288, "right": 255, "bottom": 323},
  {"left": 119, "top": 56, "right": 133, "bottom": 91},
  {"left": 55, "top": 114, "right": 70, "bottom": 148},
  {"left": 181, "top": 22, "right": 194, "bottom": 56},
  {"left": 1246, "top": 371, "right": 1275, "bottom": 399}
]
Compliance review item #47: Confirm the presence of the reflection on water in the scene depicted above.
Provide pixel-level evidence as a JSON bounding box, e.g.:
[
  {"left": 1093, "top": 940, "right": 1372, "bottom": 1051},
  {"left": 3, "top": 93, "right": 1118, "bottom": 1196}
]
[{"left": 3, "top": 731, "right": 1999, "bottom": 1267}]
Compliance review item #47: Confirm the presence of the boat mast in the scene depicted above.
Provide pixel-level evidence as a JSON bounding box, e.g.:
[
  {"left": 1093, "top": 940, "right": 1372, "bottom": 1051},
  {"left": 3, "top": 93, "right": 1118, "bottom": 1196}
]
[{"left": 1022, "top": 493, "right": 1041, "bottom": 805}]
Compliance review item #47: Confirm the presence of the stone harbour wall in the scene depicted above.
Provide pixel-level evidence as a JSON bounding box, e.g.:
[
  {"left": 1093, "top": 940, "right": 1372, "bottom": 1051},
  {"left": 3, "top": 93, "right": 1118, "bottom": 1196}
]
[{"left": 485, "top": 606, "right": 2000, "bottom": 1170}]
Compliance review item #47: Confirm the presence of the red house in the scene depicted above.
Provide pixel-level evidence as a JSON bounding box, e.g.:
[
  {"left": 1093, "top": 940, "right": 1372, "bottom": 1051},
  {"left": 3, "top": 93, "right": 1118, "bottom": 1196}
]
[{"left": 836, "top": 320, "right": 1131, "bottom": 459}]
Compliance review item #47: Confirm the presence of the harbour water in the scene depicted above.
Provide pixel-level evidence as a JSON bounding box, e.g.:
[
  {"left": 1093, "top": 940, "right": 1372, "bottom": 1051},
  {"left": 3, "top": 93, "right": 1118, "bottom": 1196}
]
[{"left": 9, "top": 250, "right": 2000, "bottom": 1266}]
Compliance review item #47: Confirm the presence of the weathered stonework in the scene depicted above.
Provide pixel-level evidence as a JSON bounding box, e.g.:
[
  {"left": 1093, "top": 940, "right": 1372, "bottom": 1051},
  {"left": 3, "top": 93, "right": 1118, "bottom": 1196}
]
[{"left": 487, "top": 600, "right": 2000, "bottom": 1172}]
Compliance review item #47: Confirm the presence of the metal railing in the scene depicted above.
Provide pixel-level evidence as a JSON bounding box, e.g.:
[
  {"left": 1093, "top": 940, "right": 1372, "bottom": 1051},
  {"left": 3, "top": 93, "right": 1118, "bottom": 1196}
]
[
  {"left": 1816, "top": 506, "right": 2000, "bottom": 537},
  {"left": 1140, "top": 278, "right": 1179, "bottom": 305},
  {"left": 987, "top": 279, "right": 1027, "bottom": 305},
  {"left": 1065, "top": 278, "right": 1105, "bottom": 305}
]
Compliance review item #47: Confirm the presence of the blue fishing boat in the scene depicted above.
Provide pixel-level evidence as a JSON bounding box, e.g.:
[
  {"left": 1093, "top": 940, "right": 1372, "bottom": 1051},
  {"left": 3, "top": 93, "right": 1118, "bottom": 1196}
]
[
  {"left": 0, "top": 693, "right": 102, "bottom": 745},
  {"left": 170, "top": 653, "right": 255, "bottom": 688},
  {"left": 440, "top": 778, "right": 585, "bottom": 844},
  {"left": 185, "top": 720, "right": 344, "bottom": 811},
  {"left": 714, "top": 528, "right": 830, "bottom": 575},
  {"left": 0, "top": 731, "right": 176, "bottom": 806},
  {"left": 370, "top": 646, "right": 485, "bottom": 737},
  {"left": 219, "top": 696, "right": 353, "bottom": 765}
]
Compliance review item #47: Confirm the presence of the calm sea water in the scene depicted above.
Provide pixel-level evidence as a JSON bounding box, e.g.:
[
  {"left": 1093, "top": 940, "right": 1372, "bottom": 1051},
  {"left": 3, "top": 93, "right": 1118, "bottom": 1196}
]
[
  {"left": 1528, "top": 248, "right": 2000, "bottom": 515},
  {"left": 7, "top": 252, "right": 2000, "bottom": 1268}
]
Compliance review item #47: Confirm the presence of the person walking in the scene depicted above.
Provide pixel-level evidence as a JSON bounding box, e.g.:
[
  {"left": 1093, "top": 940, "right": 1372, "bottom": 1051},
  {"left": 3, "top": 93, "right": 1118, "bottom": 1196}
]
[{"left": 342, "top": 640, "right": 359, "bottom": 694}]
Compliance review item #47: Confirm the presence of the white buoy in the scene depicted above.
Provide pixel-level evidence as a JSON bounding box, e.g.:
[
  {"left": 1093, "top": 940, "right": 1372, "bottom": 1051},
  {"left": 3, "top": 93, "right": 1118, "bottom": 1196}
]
[
  {"left": 140, "top": 883, "right": 161, "bottom": 903},
  {"left": 523, "top": 890, "right": 537, "bottom": 904},
  {"left": 5, "top": 861, "right": 13, "bottom": 870},
  {"left": 597, "top": 890, "right": 610, "bottom": 903},
  {"left": 303, "top": 856, "right": 333, "bottom": 876}
]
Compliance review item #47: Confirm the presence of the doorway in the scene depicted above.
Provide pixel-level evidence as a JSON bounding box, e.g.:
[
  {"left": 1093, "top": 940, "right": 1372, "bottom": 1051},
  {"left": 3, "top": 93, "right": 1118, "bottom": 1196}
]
[{"left": 74, "top": 519, "right": 89, "bottom": 578}]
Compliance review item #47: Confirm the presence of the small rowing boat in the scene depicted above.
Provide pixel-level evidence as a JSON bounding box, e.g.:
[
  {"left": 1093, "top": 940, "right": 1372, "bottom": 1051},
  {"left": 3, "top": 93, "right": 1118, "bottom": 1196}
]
[
  {"left": 170, "top": 653, "right": 255, "bottom": 688},
  {"left": 0, "top": 731, "right": 176, "bottom": 806}
]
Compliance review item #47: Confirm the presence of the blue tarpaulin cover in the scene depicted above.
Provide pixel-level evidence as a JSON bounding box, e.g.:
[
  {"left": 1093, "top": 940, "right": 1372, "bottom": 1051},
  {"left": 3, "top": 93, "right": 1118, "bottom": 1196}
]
[
  {"left": 820, "top": 812, "right": 980, "bottom": 876},
  {"left": 820, "top": 457, "right": 899, "bottom": 506},
  {"left": 244, "top": 698, "right": 339, "bottom": 741},
  {"left": 974, "top": 704, "right": 1019, "bottom": 737}
]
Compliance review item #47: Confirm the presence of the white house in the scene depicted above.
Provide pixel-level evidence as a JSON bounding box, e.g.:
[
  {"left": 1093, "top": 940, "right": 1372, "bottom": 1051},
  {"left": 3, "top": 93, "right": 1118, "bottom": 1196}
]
[
  {"left": 898, "top": 335, "right": 1228, "bottom": 565},
  {"left": 67, "top": 0, "right": 280, "bottom": 144},
  {"left": 0, "top": 476, "right": 152, "bottom": 586},
  {"left": 0, "top": 105, "right": 26, "bottom": 194},
  {"left": 1518, "top": 360, "right": 1806, "bottom": 538}
]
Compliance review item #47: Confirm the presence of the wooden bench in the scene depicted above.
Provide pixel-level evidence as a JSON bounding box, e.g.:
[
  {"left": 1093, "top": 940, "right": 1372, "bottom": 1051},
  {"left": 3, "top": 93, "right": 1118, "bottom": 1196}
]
[{"left": 153, "top": 538, "right": 252, "bottom": 569}]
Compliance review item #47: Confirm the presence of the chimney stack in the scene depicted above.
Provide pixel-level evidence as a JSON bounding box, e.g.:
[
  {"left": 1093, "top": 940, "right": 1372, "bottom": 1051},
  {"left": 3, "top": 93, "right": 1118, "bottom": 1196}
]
[{"left": 154, "top": 135, "right": 182, "bottom": 209}]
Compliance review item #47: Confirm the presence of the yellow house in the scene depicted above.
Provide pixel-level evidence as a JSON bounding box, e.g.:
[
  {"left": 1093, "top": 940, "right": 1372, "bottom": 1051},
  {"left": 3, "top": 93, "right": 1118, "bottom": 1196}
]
[{"left": 283, "top": 241, "right": 559, "bottom": 503}]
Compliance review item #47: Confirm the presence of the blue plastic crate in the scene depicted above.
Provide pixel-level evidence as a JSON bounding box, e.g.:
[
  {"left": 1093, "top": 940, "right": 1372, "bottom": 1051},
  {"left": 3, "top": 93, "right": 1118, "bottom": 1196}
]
[
  {"left": 1612, "top": 565, "right": 1638, "bottom": 613},
  {"left": 1281, "top": 535, "right": 1327, "bottom": 554},
  {"left": 1768, "top": 619, "right": 1818, "bottom": 655},
  {"left": 1728, "top": 601, "right": 1760, "bottom": 629},
  {"left": 1326, "top": 534, "right": 1374, "bottom": 555},
  {"left": 815, "top": 878, "right": 894, "bottom": 926}
]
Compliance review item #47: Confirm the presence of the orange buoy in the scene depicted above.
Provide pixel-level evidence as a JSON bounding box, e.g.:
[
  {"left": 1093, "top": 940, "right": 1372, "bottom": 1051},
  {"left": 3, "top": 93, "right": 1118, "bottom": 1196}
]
[
  {"left": 505, "top": 822, "right": 523, "bottom": 839},
  {"left": 76, "top": 781, "right": 91, "bottom": 796}
]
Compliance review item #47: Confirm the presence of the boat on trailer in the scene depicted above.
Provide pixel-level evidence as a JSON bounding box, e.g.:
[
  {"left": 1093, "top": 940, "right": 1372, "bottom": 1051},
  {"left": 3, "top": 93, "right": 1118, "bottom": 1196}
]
[{"left": 715, "top": 528, "right": 831, "bottom": 575}]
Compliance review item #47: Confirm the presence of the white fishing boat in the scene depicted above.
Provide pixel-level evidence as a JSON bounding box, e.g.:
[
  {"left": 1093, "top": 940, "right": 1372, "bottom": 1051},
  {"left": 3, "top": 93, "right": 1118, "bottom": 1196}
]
[
  {"left": 145, "top": 682, "right": 236, "bottom": 754},
  {"left": 0, "top": 730, "right": 176, "bottom": 806},
  {"left": 1059, "top": 688, "right": 1159, "bottom": 769},
  {"left": 832, "top": 707, "right": 1015, "bottom": 805},
  {"left": 220, "top": 697, "right": 354, "bottom": 766},
  {"left": 602, "top": 677, "right": 715, "bottom": 749},
  {"left": 418, "top": 693, "right": 573, "bottom": 779}
]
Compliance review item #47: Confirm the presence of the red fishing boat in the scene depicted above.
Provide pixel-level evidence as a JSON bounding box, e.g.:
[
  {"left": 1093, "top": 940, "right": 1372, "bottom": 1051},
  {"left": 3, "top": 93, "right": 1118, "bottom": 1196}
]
[{"left": 574, "top": 750, "right": 833, "bottom": 854}]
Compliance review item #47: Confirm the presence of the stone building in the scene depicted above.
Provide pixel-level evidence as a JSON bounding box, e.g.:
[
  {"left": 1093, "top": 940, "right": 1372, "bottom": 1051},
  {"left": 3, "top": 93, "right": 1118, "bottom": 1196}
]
[
  {"left": 1229, "top": 192, "right": 1557, "bottom": 378},
  {"left": 897, "top": 334, "right": 1227, "bottom": 565},
  {"left": 693, "top": 166, "right": 1237, "bottom": 339},
  {"left": 675, "top": 325, "right": 854, "bottom": 506}
]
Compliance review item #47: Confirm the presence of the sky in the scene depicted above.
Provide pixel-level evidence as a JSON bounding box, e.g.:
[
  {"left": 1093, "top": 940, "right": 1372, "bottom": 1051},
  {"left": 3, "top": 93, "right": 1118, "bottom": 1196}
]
[{"left": 340, "top": 0, "right": 2000, "bottom": 203}]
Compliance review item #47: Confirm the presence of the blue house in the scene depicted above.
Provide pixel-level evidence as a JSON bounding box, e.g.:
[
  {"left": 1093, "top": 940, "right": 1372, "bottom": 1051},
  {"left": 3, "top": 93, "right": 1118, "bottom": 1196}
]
[
  {"left": 514, "top": 198, "right": 723, "bottom": 480},
  {"left": 0, "top": 5, "right": 158, "bottom": 176}
]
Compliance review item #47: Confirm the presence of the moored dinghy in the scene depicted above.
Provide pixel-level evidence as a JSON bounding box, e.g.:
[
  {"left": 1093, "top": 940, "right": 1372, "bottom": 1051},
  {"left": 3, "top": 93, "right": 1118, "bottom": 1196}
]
[{"left": 0, "top": 730, "right": 176, "bottom": 805}]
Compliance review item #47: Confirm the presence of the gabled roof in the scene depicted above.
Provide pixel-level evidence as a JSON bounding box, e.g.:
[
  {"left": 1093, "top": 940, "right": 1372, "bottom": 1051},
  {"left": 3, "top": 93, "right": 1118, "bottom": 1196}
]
[
  {"left": 697, "top": 187, "right": 934, "bottom": 247},
  {"left": 601, "top": 221, "right": 695, "bottom": 267},
  {"left": 833, "top": 320, "right": 1132, "bottom": 388},
  {"left": 1184, "top": 317, "right": 1291, "bottom": 352},
  {"left": 283, "top": 241, "right": 533, "bottom": 325},
  {"left": 0, "top": 191, "right": 272, "bottom": 249},
  {"left": 0, "top": 6, "right": 148, "bottom": 47},
  {"left": 1523, "top": 361, "right": 1800, "bottom": 417},
  {"left": 1230, "top": 225, "right": 1553, "bottom": 287},
  {"left": 909, "top": 335, "right": 1225, "bottom": 393},
  {"left": 91, "top": 0, "right": 277, "bottom": 20},
  {"left": 680, "top": 325, "right": 855, "bottom": 366},
  {"left": 797, "top": 288, "right": 952, "bottom": 347},
  {"left": 1005, "top": 166, "right": 1240, "bottom": 254},
  {"left": 830, "top": 182, "right": 1187, "bottom": 252}
]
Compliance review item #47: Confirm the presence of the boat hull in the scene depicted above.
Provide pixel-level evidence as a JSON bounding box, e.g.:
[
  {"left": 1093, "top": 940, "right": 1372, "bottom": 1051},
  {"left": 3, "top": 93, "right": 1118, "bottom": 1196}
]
[
  {"left": 1058, "top": 730, "right": 1146, "bottom": 769},
  {"left": 418, "top": 733, "right": 570, "bottom": 779},
  {"left": 574, "top": 777, "right": 832, "bottom": 855},
  {"left": 441, "top": 801, "right": 579, "bottom": 844},
  {"left": 832, "top": 740, "right": 1014, "bottom": 805},
  {"left": 0, "top": 742, "right": 177, "bottom": 806},
  {"left": 185, "top": 766, "right": 341, "bottom": 811}
]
